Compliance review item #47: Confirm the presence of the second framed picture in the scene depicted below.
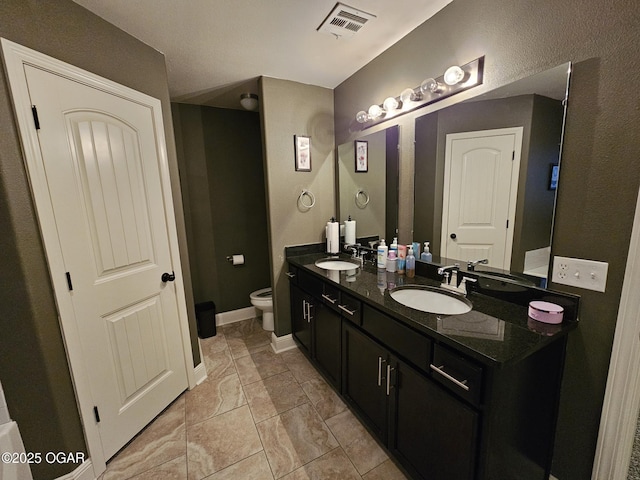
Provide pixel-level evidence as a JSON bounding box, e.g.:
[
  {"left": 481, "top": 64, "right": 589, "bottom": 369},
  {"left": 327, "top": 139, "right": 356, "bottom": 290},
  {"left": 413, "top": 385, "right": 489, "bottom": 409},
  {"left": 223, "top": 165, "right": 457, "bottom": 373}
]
[
  {"left": 355, "top": 140, "right": 368, "bottom": 172},
  {"left": 294, "top": 135, "right": 311, "bottom": 171}
]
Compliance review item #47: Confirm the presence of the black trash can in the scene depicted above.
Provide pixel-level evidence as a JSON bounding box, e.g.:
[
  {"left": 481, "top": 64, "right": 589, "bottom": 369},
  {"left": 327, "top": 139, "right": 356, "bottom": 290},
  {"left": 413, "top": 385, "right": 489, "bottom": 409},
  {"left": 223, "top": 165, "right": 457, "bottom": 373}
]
[{"left": 195, "top": 301, "right": 217, "bottom": 338}]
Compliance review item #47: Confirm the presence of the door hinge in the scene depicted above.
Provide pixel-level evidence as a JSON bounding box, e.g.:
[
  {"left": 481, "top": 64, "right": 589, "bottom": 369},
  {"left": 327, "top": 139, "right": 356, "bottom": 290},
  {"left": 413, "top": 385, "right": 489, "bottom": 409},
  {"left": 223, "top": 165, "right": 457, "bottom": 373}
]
[
  {"left": 65, "top": 272, "right": 73, "bottom": 291},
  {"left": 512, "top": 150, "right": 515, "bottom": 161},
  {"left": 506, "top": 219, "right": 509, "bottom": 228},
  {"left": 93, "top": 406, "right": 100, "bottom": 423},
  {"left": 31, "top": 105, "right": 40, "bottom": 130}
]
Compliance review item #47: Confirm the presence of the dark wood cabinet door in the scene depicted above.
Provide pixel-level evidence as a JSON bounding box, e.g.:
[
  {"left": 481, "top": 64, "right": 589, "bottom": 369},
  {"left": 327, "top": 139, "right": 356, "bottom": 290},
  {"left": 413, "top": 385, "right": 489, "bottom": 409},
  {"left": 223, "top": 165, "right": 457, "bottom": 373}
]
[
  {"left": 390, "top": 358, "right": 478, "bottom": 480},
  {"left": 291, "top": 284, "right": 312, "bottom": 355},
  {"left": 313, "top": 302, "right": 342, "bottom": 389},
  {"left": 342, "top": 322, "right": 388, "bottom": 440}
]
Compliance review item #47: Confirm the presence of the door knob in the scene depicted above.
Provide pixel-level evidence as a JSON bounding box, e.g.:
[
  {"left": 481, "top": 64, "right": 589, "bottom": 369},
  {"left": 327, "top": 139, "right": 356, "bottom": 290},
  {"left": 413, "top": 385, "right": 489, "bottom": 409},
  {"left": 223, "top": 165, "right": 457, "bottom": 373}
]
[
  {"left": 161, "top": 271, "right": 175, "bottom": 283},
  {"left": 450, "top": 233, "right": 457, "bottom": 240}
]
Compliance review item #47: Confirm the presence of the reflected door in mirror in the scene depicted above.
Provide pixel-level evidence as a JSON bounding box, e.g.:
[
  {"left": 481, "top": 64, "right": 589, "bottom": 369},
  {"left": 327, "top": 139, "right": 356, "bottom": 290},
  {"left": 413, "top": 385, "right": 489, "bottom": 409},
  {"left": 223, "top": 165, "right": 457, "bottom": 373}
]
[{"left": 442, "top": 128, "right": 523, "bottom": 270}]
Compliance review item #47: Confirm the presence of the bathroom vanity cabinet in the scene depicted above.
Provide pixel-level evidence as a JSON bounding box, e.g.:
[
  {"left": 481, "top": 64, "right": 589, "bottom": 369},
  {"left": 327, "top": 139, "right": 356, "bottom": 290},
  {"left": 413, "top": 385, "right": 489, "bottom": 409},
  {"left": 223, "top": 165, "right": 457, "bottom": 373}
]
[{"left": 287, "top": 252, "right": 578, "bottom": 480}]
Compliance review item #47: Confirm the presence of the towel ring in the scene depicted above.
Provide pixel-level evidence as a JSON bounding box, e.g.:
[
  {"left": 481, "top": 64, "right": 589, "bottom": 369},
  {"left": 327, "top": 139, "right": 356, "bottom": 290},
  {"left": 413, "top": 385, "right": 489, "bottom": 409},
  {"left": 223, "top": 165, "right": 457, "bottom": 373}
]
[
  {"left": 298, "top": 189, "right": 316, "bottom": 209},
  {"left": 355, "top": 189, "right": 370, "bottom": 208}
]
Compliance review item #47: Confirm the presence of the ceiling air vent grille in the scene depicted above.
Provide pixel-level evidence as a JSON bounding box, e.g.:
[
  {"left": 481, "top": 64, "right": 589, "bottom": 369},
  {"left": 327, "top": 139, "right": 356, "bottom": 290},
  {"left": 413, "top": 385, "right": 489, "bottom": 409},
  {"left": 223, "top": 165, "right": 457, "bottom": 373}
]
[{"left": 318, "top": 3, "right": 376, "bottom": 38}]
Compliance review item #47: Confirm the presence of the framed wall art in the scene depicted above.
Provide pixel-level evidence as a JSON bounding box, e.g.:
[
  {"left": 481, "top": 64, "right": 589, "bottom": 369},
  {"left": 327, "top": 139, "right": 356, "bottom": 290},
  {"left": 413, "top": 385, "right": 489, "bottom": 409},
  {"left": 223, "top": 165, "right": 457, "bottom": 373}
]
[
  {"left": 355, "top": 140, "right": 368, "bottom": 172},
  {"left": 294, "top": 135, "right": 311, "bottom": 171}
]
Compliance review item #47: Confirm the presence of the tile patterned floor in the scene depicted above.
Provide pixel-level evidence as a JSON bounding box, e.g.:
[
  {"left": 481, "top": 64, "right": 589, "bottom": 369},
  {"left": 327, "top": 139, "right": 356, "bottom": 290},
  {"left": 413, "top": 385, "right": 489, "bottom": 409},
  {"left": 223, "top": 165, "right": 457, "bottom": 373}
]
[{"left": 98, "top": 317, "right": 409, "bottom": 480}]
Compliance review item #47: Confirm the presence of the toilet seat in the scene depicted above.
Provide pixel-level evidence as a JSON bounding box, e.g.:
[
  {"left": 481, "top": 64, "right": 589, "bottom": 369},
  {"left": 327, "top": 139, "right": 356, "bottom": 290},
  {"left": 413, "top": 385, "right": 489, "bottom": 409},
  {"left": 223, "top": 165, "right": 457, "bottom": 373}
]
[{"left": 250, "top": 287, "right": 272, "bottom": 299}]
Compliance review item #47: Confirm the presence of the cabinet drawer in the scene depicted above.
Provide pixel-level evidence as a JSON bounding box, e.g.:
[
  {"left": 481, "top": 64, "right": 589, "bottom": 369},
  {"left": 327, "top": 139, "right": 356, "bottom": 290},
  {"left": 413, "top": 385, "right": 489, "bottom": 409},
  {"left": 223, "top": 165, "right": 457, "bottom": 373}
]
[
  {"left": 321, "top": 283, "right": 341, "bottom": 310},
  {"left": 337, "top": 291, "right": 362, "bottom": 325},
  {"left": 362, "top": 305, "right": 432, "bottom": 373},
  {"left": 298, "top": 269, "right": 323, "bottom": 297},
  {"left": 430, "top": 344, "right": 483, "bottom": 406}
]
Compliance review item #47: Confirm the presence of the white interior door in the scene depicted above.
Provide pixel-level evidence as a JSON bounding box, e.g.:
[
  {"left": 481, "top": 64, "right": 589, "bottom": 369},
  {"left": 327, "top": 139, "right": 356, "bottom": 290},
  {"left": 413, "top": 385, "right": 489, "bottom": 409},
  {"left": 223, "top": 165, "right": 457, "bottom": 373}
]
[
  {"left": 441, "top": 128, "right": 523, "bottom": 269},
  {"left": 21, "top": 64, "right": 188, "bottom": 460}
]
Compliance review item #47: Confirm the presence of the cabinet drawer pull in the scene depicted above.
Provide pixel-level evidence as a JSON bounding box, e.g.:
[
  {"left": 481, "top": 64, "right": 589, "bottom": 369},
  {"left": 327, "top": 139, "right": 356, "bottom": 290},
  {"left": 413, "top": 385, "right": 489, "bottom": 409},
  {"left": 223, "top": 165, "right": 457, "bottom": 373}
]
[
  {"left": 285, "top": 272, "right": 296, "bottom": 278},
  {"left": 307, "top": 302, "right": 313, "bottom": 322},
  {"left": 430, "top": 364, "right": 470, "bottom": 391},
  {"left": 386, "top": 365, "right": 395, "bottom": 396},
  {"left": 377, "top": 356, "right": 386, "bottom": 386},
  {"left": 322, "top": 294, "right": 337, "bottom": 304},
  {"left": 338, "top": 304, "right": 357, "bottom": 316}
]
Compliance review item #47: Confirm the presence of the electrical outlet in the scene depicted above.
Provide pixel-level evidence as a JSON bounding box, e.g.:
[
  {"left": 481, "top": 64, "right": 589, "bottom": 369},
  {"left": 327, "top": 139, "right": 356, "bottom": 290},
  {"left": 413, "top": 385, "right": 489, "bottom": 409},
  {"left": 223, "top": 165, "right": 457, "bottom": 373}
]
[{"left": 552, "top": 256, "right": 608, "bottom": 292}]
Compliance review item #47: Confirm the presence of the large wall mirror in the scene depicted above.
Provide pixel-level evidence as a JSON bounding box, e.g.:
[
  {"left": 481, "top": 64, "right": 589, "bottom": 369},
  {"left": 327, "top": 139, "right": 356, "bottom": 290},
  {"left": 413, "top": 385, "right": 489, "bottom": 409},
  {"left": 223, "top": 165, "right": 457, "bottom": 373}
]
[
  {"left": 413, "top": 63, "right": 571, "bottom": 285},
  {"left": 338, "top": 125, "right": 399, "bottom": 244}
]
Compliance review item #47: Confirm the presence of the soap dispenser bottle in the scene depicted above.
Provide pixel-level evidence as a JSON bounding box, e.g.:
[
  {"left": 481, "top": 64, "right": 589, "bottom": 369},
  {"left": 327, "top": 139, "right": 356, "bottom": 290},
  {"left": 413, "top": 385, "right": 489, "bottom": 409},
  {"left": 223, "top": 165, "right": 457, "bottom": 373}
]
[
  {"left": 377, "top": 239, "right": 388, "bottom": 269},
  {"left": 389, "top": 237, "right": 398, "bottom": 258},
  {"left": 406, "top": 246, "right": 416, "bottom": 278},
  {"left": 421, "top": 242, "right": 433, "bottom": 262}
]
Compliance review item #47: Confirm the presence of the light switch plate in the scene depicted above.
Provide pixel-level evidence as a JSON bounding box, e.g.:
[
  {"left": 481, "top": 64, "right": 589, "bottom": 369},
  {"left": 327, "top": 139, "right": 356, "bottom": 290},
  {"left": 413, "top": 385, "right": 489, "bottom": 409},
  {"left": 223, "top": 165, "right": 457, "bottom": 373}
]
[{"left": 552, "top": 256, "right": 608, "bottom": 292}]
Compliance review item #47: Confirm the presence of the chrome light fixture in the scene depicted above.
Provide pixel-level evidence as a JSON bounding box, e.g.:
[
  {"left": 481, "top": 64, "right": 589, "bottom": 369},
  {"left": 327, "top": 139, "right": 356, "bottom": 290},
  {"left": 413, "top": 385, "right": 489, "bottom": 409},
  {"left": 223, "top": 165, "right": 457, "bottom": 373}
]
[
  {"left": 240, "top": 93, "right": 259, "bottom": 111},
  {"left": 353, "top": 56, "right": 484, "bottom": 127}
]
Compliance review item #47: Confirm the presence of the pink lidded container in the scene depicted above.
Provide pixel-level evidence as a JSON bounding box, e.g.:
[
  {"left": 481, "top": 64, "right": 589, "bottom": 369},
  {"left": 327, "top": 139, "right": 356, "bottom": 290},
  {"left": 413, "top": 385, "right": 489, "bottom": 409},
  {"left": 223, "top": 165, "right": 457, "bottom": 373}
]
[{"left": 528, "top": 301, "right": 564, "bottom": 324}]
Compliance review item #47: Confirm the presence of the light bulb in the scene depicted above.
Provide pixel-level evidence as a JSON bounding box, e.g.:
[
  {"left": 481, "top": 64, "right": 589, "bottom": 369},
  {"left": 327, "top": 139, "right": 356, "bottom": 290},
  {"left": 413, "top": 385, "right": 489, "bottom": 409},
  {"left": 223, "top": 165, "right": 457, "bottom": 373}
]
[
  {"left": 383, "top": 97, "right": 399, "bottom": 112},
  {"left": 444, "top": 66, "right": 465, "bottom": 85},
  {"left": 368, "top": 104, "right": 383, "bottom": 119},
  {"left": 420, "top": 78, "right": 441, "bottom": 94},
  {"left": 400, "top": 88, "right": 421, "bottom": 104},
  {"left": 356, "top": 110, "right": 369, "bottom": 123},
  {"left": 239, "top": 93, "right": 259, "bottom": 111}
]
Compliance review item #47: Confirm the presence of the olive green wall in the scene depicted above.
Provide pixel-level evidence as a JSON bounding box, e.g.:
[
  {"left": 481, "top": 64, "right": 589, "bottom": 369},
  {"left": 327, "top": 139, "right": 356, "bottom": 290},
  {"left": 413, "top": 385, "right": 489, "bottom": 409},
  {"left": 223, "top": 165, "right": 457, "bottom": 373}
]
[
  {"left": 334, "top": 1, "right": 640, "bottom": 478},
  {"left": 260, "top": 77, "right": 335, "bottom": 337},
  {"left": 173, "top": 103, "right": 270, "bottom": 312},
  {"left": 0, "top": 1, "right": 199, "bottom": 478}
]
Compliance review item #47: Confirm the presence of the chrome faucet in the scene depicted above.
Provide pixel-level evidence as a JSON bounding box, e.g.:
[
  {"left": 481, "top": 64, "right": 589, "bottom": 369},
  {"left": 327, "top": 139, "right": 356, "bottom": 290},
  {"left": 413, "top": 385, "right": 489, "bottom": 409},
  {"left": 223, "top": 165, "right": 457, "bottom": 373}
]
[
  {"left": 467, "top": 258, "right": 489, "bottom": 271},
  {"left": 438, "top": 264, "right": 460, "bottom": 288},
  {"left": 437, "top": 263, "right": 477, "bottom": 295}
]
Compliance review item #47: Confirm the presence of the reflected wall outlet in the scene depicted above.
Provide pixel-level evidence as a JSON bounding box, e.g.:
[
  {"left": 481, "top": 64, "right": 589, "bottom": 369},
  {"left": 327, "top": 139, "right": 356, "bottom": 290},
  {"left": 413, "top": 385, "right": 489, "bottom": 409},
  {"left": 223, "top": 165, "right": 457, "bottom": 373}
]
[{"left": 552, "top": 256, "right": 608, "bottom": 292}]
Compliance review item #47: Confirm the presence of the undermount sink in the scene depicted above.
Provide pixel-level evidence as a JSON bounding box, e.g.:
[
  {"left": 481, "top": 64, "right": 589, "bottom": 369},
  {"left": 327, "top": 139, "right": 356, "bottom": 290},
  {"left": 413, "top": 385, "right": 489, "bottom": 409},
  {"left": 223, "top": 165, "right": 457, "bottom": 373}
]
[
  {"left": 390, "top": 285, "right": 472, "bottom": 315},
  {"left": 314, "top": 257, "right": 360, "bottom": 271}
]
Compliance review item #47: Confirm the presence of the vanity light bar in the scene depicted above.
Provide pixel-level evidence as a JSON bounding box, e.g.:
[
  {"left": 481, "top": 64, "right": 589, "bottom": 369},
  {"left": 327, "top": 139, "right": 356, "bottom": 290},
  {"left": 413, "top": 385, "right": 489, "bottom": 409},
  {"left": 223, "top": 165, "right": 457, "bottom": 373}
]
[{"left": 355, "top": 56, "right": 485, "bottom": 128}]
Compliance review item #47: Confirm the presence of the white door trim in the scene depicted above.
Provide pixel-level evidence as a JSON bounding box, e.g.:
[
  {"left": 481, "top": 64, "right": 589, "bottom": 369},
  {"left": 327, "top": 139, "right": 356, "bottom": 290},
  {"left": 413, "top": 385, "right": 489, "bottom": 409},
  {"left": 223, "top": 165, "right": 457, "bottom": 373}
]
[
  {"left": 1, "top": 38, "right": 197, "bottom": 477},
  {"left": 592, "top": 185, "right": 640, "bottom": 479}
]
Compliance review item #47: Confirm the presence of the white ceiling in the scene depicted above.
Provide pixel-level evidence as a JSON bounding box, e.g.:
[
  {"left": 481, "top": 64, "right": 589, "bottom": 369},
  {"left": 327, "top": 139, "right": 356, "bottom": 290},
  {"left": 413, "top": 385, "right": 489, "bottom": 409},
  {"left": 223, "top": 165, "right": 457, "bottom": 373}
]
[{"left": 73, "top": 0, "right": 453, "bottom": 109}]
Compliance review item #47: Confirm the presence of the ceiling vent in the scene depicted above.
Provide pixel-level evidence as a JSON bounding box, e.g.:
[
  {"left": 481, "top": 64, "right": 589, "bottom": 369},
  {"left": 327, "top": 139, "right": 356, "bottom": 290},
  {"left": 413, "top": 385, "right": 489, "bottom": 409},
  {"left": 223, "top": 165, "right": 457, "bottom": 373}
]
[{"left": 317, "top": 3, "right": 376, "bottom": 38}]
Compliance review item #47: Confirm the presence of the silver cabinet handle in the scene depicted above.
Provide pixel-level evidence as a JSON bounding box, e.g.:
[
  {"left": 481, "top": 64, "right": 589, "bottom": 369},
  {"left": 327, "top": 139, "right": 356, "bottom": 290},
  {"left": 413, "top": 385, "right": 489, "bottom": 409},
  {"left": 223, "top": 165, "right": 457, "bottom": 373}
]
[
  {"left": 338, "top": 304, "right": 356, "bottom": 316},
  {"left": 322, "top": 294, "right": 337, "bottom": 304},
  {"left": 430, "top": 364, "right": 470, "bottom": 391},
  {"left": 386, "top": 365, "right": 395, "bottom": 396},
  {"left": 307, "top": 301, "right": 313, "bottom": 322},
  {"left": 285, "top": 272, "right": 296, "bottom": 278},
  {"left": 377, "top": 356, "right": 386, "bottom": 386}
]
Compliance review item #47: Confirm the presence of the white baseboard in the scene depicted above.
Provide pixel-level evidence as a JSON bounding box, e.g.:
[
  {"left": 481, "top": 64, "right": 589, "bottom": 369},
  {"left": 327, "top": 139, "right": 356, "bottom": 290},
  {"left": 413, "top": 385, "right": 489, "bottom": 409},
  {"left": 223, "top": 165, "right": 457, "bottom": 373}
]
[
  {"left": 215, "top": 306, "right": 257, "bottom": 326},
  {"left": 55, "top": 459, "right": 94, "bottom": 480},
  {"left": 192, "top": 361, "right": 208, "bottom": 387},
  {"left": 271, "top": 333, "right": 297, "bottom": 354}
]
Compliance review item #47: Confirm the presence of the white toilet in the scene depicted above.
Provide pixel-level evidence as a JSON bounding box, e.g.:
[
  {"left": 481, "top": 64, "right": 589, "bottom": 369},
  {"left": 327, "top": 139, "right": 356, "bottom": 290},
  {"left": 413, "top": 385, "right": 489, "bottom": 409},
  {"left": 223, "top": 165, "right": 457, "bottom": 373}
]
[{"left": 250, "top": 287, "right": 273, "bottom": 331}]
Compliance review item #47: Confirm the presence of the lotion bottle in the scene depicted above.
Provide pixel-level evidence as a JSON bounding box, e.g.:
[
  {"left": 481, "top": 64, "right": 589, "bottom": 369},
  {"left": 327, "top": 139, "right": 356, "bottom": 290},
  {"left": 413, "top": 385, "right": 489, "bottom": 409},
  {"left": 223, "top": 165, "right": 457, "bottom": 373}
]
[
  {"left": 421, "top": 242, "right": 433, "bottom": 262},
  {"left": 386, "top": 250, "right": 397, "bottom": 273},
  {"left": 406, "top": 246, "right": 416, "bottom": 278},
  {"left": 377, "top": 239, "right": 388, "bottom": 269}
]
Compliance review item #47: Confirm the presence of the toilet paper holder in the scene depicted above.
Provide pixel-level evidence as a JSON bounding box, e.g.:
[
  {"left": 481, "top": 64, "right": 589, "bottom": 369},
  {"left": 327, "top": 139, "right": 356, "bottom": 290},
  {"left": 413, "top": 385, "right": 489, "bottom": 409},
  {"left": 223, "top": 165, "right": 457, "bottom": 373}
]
[{"left": 226, "top": 254, "right": 245, "bottom": 266}]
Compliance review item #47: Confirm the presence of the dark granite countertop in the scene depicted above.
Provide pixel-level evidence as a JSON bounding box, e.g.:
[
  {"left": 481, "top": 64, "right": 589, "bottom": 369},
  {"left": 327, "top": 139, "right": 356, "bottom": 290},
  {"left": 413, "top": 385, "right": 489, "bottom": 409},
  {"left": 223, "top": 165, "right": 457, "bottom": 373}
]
[{"left": 287, "top": 252, "right": 579, "bottom": 367}]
